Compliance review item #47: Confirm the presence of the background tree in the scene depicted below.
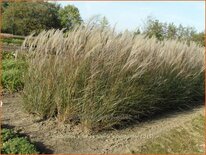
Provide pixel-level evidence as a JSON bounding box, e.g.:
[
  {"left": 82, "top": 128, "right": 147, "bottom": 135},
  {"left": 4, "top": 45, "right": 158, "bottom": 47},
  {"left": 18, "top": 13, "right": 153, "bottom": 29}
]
[
  {"left": 100, "top": 16, "right": 109, "bottom": 29},
  {"left": 86, "top": 15, "right": 110, "bottom": 30},
  {"left": 177, "top": 24, "right": 196, "bottom": 41},
  {"left": 2, "top": 2, "right": 61, "bottom": 35},
  {"left": 143, "top": 17, "right": 166, "bottom": 40},
  {"left": 133, "top": 28, "right": 141, "bottom": 36},
  {"left": 142, "top": 16, "right": 205, "bottom": 46},
  {"left": 166, "top": 23, "right": 177, "bottom": 39},
  {"left": 59, "top": 5, "right": 82, "bottom": 30}
]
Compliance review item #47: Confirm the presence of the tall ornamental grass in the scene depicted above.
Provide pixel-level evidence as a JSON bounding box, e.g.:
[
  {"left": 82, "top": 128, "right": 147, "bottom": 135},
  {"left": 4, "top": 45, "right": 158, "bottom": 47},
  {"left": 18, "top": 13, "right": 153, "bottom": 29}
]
[{"left": 21, "top": 25, "right": 204, "bottom": 131}]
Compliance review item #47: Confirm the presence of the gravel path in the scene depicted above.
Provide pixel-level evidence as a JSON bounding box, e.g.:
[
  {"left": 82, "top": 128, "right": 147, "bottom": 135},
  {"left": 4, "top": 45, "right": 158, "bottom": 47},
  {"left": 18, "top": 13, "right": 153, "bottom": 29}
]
[{"left": 2, "top": 93, "right": 204, "bottom": 154}]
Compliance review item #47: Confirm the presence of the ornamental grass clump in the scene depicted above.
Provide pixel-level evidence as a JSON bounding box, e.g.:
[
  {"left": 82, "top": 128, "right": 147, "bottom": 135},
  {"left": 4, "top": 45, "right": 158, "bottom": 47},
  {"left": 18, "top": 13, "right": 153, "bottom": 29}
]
[{"left": 21, "top": 25, "right": 204, "bottom": 131}]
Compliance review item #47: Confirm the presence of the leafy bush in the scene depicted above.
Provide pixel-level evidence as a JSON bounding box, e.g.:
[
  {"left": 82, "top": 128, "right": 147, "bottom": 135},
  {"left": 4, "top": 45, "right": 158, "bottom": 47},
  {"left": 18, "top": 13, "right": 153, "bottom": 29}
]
[
  {"left": 1, "top": 129, "right": 17, "bottom": 143},
  {"left": 2, "top": 58, "right": 27, "bottom": 92},
  {"left": 22, "top": 26, "right": 204, "bottom": 131},
  {"left": 2, "top": 137, "right": 38, "bottom": 154},
  {"left": 1, "top": 128, "right": 39, "bottom": 154}
]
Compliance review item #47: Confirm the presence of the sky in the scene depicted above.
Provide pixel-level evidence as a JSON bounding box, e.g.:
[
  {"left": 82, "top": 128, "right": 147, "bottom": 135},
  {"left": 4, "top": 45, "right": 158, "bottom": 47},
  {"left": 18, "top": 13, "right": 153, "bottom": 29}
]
[{"left": 52, "top": 1, "right": 205, "bottom": 32}]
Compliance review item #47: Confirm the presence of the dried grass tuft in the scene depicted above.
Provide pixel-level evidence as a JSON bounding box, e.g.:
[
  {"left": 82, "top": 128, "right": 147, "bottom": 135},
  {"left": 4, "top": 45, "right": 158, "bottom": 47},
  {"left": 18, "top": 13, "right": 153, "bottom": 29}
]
[{"left": 21, "top": 25, "right": 205, "bottom": 131}]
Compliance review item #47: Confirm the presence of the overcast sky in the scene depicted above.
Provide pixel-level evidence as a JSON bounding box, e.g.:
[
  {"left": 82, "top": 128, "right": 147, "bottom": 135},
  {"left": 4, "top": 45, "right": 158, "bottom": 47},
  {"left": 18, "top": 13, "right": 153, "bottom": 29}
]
[{"left": 51, "top": 1, "right": 205, "bottom": 32}]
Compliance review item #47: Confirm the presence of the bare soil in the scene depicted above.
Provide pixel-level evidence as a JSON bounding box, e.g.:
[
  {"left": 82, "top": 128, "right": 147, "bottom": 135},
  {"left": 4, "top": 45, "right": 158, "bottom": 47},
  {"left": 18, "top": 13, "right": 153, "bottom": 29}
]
[{"left": 2, "top": 93, "right": 204, "bottom": 154}]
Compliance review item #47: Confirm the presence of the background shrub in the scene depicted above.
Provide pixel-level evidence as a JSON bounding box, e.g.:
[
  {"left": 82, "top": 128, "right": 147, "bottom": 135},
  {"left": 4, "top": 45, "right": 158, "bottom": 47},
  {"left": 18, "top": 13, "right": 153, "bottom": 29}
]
[{"left": 22, "top": 26, "right": 204, "bottom": 131}]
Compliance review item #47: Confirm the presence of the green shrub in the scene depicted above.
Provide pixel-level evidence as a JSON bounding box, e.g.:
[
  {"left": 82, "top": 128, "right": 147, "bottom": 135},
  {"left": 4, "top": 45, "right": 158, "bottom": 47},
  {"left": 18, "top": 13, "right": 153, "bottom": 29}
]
[
  {"left": 2, "top": 137, "right": 39, "bottom": 154},
  {"left": 1, "top": 128, "right": 39, "bottom": 154},
  {"left": 2, "top": 59, "right": 27, "bottom": 92},
  {"left": 1, "top": 129, "right": 17, "bottom": 143},
  {"left": 22, "top": 26, "right": 204, "bottom": 131}
]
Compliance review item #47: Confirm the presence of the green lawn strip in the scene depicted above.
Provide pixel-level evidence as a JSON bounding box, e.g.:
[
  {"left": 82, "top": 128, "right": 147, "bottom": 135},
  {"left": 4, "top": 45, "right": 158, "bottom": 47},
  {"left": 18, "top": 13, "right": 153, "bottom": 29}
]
[
  {"left": 2, "top": 51, "right": 27, "bottom": 93},
  {"left": 1, "top": 38, "right": 24, "bottom": 45},
  {"left": 133, "top": 115, "right": 205, "bottom": 154}
]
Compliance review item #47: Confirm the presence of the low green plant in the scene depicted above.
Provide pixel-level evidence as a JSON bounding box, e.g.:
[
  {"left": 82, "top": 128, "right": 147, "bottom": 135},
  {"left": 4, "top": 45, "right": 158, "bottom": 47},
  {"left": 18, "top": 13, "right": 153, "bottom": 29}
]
[
  {"left": 1, "top": 128, "right": 39, "bottom": 154},
  {"left": 1, "top": 129, "right": 17, "bottom": 143},
  {"left": 2, "top": 57, "right": 27, "bottom": 92},
  {"left": 22, "top": 25, "right": 204, "bottom": 131},
  {"left": 2, "top": 137, "right": 39, "bottom": 154}
]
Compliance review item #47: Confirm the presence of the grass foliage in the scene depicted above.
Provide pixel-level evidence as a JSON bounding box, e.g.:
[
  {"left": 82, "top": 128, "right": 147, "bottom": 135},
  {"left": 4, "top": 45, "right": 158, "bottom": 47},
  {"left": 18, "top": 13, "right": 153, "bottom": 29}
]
[
  {"left": 2, "top": 53, "right": 27, "bottom": 92},
  {"left": 22, "top": 25, "right": 204, "bottom": 131}
]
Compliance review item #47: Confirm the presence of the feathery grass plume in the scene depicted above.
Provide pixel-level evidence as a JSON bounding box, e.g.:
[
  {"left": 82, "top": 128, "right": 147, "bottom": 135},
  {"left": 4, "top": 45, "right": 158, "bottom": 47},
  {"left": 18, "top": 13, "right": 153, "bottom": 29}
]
[{"left": 21, "top": 24, "right": 204, "bottom": 131}]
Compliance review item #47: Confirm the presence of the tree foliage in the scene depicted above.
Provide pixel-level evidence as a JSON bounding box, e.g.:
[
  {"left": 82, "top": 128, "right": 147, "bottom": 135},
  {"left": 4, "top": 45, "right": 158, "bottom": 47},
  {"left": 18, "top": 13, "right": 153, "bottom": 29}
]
[
  {"left": 143, "top": 17, "right": 166, "bottom": 41},
  {"left": 59, "top": 5, "right": 82, "bottom": 30},
  {"left": 100, "top": 16, "right": 109, "bottom": 28},
  {"left": 86, "top": 15, "right": 110, "bottom": 30},
  {"left": 142, "top": 17, "right": 205, "bottom": 46},
  {"left": 2, "top": 2, "right": 61, "bottom": 35},
  {"left": 191, "top": 32, "right": 205, "bottom": 47}
]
